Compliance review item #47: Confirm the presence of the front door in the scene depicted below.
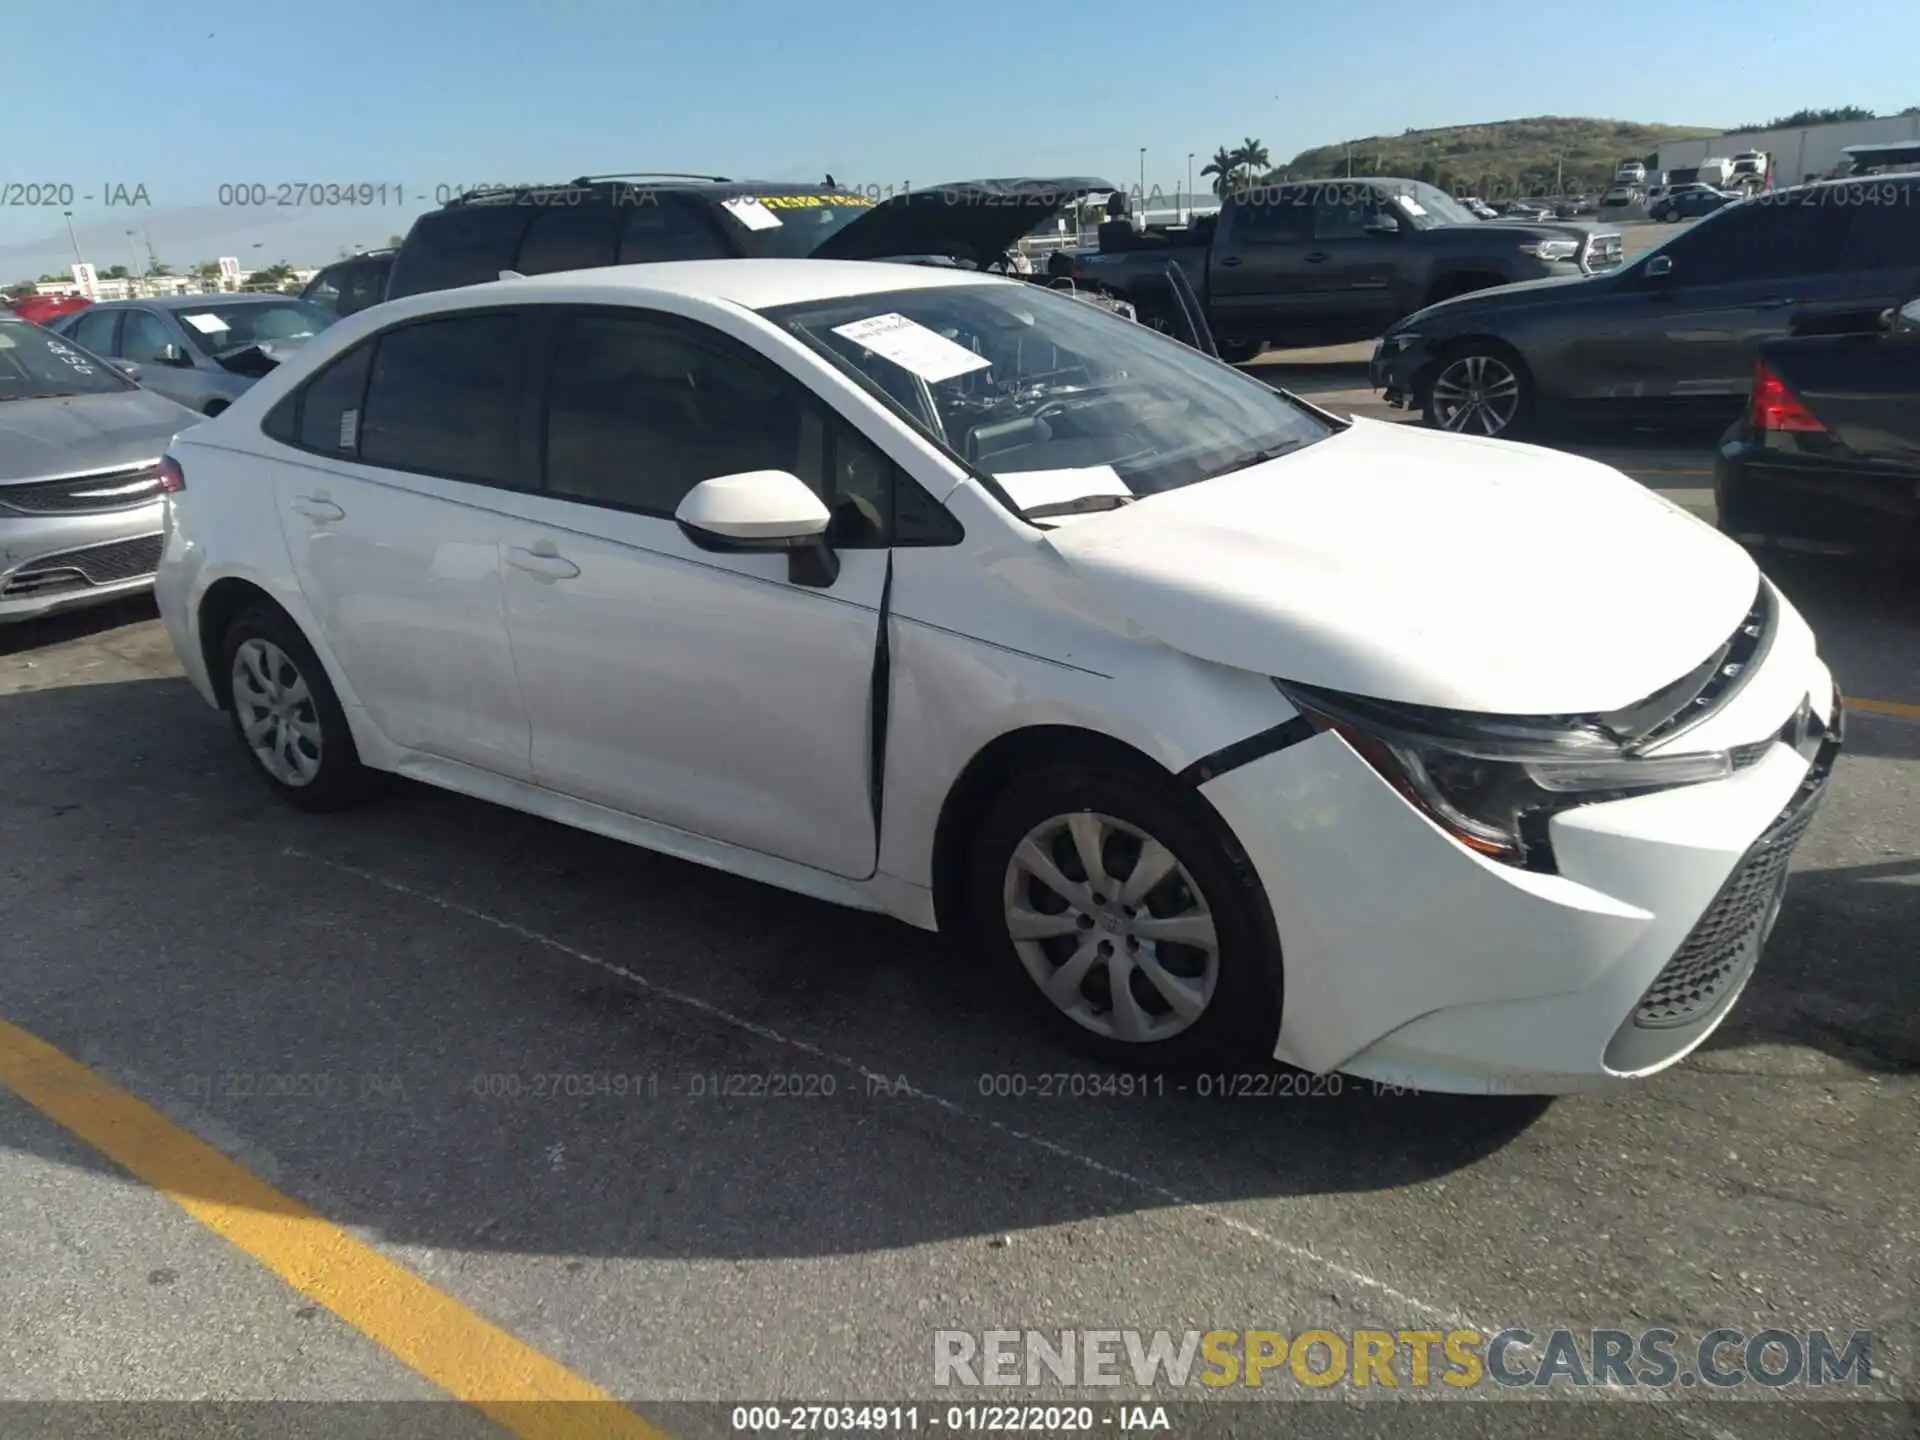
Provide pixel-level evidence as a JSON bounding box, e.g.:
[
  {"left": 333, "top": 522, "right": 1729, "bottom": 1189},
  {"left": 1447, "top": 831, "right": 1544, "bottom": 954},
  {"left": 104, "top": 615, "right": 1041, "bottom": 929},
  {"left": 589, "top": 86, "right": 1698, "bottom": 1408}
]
[
  {"left": 1298, "top": 184, "right": 1404, "bottom": 338},
  {"left": 495, "top": 307, "right": 886, "bottom": 879},
  {"left": 271, "top": 312, "right": 533, "bottom": 778}
]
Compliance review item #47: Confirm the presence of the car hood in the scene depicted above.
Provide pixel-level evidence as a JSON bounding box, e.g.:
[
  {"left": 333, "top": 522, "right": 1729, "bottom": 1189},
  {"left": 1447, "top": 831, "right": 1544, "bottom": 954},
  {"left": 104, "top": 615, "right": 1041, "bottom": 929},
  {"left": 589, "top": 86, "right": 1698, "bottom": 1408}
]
[
  {"left": 810, "top": 177, "right": 1114, "bottom": 266},
  {"left": 1040, "top": 418, "right": 1759, "bottom": 715},
  {"left": 0, "top": 387, "right": 198, "bottom": 483},
  {"left": 1399, "top": 269, "right": 1602, "bottom": 327}
]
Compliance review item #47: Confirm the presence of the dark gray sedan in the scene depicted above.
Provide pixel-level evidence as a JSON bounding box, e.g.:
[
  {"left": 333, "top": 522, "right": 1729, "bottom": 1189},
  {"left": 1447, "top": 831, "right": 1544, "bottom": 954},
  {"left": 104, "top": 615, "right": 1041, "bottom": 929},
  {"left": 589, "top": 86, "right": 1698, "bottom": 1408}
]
[
  {"left": 1, "top": 315, "right": 199, "bottom": 622},
  {"left": 48, "top": 294, "right": 334, "bottom": 417}
]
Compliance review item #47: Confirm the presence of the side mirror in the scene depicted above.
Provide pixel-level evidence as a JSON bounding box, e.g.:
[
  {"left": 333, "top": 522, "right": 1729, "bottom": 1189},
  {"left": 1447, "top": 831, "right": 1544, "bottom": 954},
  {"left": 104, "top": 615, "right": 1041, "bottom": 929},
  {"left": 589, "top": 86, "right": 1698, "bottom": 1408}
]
[
  {"left": 1643, "top": 255, "right": 1674, "bottom": 280},
  {"left": 675, "top": 470, "right": 840, "bottom": 588},
  {"left": 156, "top": 343, "right": 192, "bottom": 366},
  {"left": 1363, "top": 216, "right": 1401, "bottom": 237},
  {"left": 115, "top": 362, "right": 143, "bottom": 382}
]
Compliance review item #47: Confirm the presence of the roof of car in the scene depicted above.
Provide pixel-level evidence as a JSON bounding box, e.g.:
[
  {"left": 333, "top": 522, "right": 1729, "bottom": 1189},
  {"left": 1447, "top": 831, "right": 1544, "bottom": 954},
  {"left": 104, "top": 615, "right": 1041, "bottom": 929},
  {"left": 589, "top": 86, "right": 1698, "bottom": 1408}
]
[
  {"left": 379, "top": 258, "right": 1001, "bottom": 319},
  {"left": 77, "top": 292, "right": 310, "bottom": 310}
]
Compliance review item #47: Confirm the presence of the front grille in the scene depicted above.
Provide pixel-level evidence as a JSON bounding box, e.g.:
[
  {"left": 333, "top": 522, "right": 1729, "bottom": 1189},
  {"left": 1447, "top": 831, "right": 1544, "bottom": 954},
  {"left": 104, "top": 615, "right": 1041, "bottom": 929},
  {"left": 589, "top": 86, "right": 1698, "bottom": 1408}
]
[
  {"left": 0, "top": 462, "right": 165, "bottom": 515},
  {"left": 1, "top": 533, "right": 164, "bottom": 598},
  {"left": 1632, "top": 692, "right": 1843, "bottom": 1030}
]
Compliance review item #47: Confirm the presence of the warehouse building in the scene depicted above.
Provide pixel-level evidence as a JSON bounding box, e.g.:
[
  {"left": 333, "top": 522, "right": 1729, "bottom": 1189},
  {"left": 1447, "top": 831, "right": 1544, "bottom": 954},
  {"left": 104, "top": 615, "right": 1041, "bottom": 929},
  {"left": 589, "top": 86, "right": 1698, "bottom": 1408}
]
[{"left": 1658, "top": 113, "right": 1920, "bottom": 186}]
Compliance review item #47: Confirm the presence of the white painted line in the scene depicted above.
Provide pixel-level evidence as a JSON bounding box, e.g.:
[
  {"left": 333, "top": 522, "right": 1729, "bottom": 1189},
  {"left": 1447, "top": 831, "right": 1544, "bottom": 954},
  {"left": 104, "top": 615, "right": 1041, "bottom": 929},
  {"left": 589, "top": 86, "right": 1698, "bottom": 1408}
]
[{"left": 289, "top": 847, "right": 1746, "bottom": 1434}]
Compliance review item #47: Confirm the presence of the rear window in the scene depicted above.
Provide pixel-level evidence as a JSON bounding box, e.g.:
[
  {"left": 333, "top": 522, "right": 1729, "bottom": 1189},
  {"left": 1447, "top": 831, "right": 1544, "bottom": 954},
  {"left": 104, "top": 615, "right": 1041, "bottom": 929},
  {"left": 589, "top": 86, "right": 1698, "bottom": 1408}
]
[{"left": 386, "top": 208, "right": 530, "bottom": 299}]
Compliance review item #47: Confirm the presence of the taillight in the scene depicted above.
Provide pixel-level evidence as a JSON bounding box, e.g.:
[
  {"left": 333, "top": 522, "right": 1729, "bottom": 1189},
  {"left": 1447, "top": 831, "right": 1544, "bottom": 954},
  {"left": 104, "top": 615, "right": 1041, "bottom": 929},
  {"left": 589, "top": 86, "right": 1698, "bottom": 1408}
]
[
  {"left": 1751, "top": 361, "right": 1823, "bottom": 433},
  {"left": 156, "top": 456, "right": 186, "bottom": 493}
]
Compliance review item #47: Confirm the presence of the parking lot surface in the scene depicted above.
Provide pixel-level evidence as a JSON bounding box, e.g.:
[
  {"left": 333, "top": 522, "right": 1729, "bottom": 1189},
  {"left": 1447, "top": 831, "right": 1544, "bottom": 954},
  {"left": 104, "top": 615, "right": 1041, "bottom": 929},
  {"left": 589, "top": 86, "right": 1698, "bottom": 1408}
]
[{"left": 2, "top": 307, "right": 1915, "bottom": 1436}]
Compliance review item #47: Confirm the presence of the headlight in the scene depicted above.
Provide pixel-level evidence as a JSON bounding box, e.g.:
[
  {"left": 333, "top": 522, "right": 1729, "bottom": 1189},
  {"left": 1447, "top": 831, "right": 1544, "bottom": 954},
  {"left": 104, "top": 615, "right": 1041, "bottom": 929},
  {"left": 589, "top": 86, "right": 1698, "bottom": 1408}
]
[
  {"left": 1517, "top": 238, "right": 1580, "bottom": 262},
  {"left": 1273, "top": 679, "right": 1733, "bottom": 869},
  {"left": 1377, "top": 333, "right": 1421, "bottom": 353}
]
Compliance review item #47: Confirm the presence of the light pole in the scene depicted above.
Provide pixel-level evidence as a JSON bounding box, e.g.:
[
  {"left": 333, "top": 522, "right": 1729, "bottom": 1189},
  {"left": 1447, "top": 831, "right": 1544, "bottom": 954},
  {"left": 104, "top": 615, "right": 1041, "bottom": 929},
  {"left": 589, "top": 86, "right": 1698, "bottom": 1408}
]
[
  {"left": 127, "top": 230, "right": 142, "bottom": 285},
  {"left": 1186, "top": 152, "right": 1194, "bottom": 217},
  {"left": 62, "top": 211, "right": 83, "bottom": 266},
  {"left": 1138, "top": 148, "right": 1146, "bottom": 211}
]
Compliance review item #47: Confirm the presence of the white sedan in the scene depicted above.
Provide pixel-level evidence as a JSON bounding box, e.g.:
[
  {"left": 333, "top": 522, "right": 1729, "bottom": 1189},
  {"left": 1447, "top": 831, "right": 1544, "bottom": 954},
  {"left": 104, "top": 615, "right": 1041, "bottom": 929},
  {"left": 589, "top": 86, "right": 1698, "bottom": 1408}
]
[{"left": 153, "top": 259, "right": 1842, "bottom": 1093}]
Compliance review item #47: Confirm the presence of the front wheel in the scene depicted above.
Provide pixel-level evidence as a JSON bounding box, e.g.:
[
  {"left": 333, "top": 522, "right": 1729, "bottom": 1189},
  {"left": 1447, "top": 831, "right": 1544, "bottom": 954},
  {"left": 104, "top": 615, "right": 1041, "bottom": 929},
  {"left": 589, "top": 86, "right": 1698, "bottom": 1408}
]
[
  {"left": 1423, "top": 343, "right": 1533, "bottom": 438},
  {"left": 969, "top": 766, "right": 1282, "bottom": 1068}
]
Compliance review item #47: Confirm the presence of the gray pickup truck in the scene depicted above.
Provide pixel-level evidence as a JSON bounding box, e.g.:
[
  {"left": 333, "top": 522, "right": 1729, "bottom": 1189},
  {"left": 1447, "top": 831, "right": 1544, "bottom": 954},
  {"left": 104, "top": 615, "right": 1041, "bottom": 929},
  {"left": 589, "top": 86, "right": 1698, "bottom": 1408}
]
[{"left": 1063, "top": 178, "right": 1623, "bottom": 362}]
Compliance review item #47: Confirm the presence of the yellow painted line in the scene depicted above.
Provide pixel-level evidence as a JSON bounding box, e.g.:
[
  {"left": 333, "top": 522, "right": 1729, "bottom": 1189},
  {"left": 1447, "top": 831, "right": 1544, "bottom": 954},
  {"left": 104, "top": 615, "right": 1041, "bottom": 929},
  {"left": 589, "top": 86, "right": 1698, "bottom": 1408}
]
[
  {"left": 1852, "top": 696, "right": 1920, "bottom": 720},
  {"left": 0, "top": 1017, "right": 665, "bottom": 1440}
]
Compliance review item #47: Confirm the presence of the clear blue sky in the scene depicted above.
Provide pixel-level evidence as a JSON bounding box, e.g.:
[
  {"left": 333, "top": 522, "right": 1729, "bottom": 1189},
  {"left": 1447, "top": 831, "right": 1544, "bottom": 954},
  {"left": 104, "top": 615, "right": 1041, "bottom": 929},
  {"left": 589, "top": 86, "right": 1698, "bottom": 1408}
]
[{"left": 2, "top": 0, "right": 1913, "bottom": 277}]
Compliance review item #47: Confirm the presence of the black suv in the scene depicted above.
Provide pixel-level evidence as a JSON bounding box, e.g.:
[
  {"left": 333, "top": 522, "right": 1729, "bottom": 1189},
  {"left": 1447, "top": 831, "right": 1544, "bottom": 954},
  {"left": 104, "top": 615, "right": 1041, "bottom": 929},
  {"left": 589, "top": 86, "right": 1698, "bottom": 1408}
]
[
  {"left": 1372, "top": 174, "right": 1920, "bottom": 437},
  {"left": 300, "top": 249, "right": 395, "bottom": 319},
  {"left": 381, "top": 174, "right": 1110, "bottom": 304}
]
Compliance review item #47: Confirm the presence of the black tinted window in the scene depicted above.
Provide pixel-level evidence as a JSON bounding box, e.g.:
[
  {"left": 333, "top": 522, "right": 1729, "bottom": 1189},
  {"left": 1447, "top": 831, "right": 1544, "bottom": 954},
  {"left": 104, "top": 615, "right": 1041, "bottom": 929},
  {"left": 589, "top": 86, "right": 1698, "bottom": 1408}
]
[
  {"left": 1836, "top": 181, "right": 1919, "bottom": 270},
  {"left": 338, "top": 260, "right": 391, "bottom": 315},
  {"left": 1682, "top": 198, "right": 1842, "bottom": 282},
  {"left": 1232, "top": 193, "right": 1311, "bottom": 244},
  {"left": 386, "top": 209, "right": 529, "bottom": 299},
  {"left": 69, "top": 308, "right": 120, "bottom": 355},
  {"left": 293, "top": 343, "right": 373, "bottom": 453},
  {"left": 516, "top": 205, "right": 620, "bottom": 275},
  {"left": 542, "top": 312, "right": 806, "bottom": 516},
  {"left": 1311, "top": 186, "right": 1385, "bottom": 241},
  {"left": 360, "top": 314, "right": 522, "bottom": 483},
  {"left": 616, "top": 201, "right": 733, "bottom": 263}
]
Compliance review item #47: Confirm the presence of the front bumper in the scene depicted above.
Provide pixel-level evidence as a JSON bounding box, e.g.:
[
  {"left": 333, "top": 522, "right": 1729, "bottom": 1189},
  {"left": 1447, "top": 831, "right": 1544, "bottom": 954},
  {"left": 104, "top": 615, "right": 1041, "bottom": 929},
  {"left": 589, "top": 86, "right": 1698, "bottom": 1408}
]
[
  {"left": 1370, "top": 335, "right": 1432, "bottom": 410},
  {"left": 1198, "top": 597, "right": 1841, "bottom": 1094},
  {"left": 0, "top": 507, "right": 166, "bottom": 624}
]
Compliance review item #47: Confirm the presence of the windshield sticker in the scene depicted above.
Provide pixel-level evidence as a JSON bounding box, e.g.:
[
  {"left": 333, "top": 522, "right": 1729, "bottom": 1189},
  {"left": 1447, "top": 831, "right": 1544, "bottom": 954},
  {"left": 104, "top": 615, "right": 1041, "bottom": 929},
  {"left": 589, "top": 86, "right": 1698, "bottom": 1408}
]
[
  {"left": 831, "top": 313, "right": 993, "bottom": 384},
  {"left": 994, "top": 465, "right": 1132, "bottom": 513},
  {"left": 1395, "top": 195, "right": 1427, "bottom": 217},
  {"left": 182, "top": 312, "right": 231, "bottom": 334},
  {"left": 0, "top": 332, "right": 13, "bottom": 350},
  {"left": 756, "top": 193, "right": 874, "bottom": 210},
  {"left": 721, "top": 196, "right": 783, "bottom": 231}
]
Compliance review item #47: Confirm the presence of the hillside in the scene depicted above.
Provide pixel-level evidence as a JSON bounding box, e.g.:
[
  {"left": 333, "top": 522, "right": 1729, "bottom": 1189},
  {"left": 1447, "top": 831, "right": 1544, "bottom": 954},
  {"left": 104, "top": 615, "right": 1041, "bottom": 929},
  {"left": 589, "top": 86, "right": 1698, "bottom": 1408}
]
[{"left": 1277, "top": 117, "right": 1723, "bottom": 196}]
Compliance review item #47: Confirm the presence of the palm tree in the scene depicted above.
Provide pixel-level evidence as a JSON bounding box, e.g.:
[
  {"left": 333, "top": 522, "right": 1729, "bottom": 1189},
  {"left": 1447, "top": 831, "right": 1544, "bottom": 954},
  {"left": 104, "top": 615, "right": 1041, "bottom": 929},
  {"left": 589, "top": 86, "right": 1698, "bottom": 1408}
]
[
  {"left": 1237, "top": 138, "right": 1271, "bottom": 179},
  {"left": 1199, "top": 145, "right": 1242, "bottom": 197}
]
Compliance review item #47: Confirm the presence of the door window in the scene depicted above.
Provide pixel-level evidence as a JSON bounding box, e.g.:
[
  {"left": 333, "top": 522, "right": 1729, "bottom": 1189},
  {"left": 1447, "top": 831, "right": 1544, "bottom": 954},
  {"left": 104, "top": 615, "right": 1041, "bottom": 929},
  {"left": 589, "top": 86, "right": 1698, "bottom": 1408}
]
[
  {"left": 385, "top": 208, "right": 529, "bottom": 299},
  {"left": 304, "top": 270, "right": 343, "bottom": 312},
  {"left": 539, "top": 309, "right": 932, "bottom": 547},
  {"left": 68, "top": 308, "right": 121, "bottom": 356},
  {"left": 1232, "top": 191, "right": 1312, "bottom": 245},
  {"left": 1311, "top": 185, "right": 1387, "bottom": 241},
  {"left": 119, "top": 310, "right": 176, "bottom": 363},
  {"left": 338, "top": 261, "right": 390, "bottom": 315},
  {"left": 359, "top": 313, "right": 524, "bottom": 484},
  {"left": 1835, "top": 180, "right": 1919, "bottom": 271},
  {"left": 1676, "top": 198, "right": 1841, "bottom": 283},
  {"left": 289, "top": 343, "right": 375, "bottom": 453}
]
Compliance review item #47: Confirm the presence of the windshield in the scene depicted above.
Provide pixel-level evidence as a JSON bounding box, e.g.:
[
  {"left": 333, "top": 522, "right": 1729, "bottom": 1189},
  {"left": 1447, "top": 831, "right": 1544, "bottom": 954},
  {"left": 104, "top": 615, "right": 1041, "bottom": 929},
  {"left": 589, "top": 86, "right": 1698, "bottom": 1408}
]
[
  {"left": 172, "top": 299, "right": 334, "bottom": 355},
  {"left": 712, "top": 192, "right": 879, "bottom": 259},
  {"left": 0, "top": 320, "right": 133, "bottom": 399},
  {"left": 1384, "top": 182, "right": 1478, "bottom": 228},
  {"left": 764, "top": 282, "right": 1334, "bottom": 518}
]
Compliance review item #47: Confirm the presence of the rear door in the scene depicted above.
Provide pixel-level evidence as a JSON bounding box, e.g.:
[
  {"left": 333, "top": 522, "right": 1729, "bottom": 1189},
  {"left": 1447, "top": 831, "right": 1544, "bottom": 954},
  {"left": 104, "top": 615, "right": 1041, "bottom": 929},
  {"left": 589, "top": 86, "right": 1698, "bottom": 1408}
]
[{"left": 267, "top": 312, "right": 534, "bottom": 778}]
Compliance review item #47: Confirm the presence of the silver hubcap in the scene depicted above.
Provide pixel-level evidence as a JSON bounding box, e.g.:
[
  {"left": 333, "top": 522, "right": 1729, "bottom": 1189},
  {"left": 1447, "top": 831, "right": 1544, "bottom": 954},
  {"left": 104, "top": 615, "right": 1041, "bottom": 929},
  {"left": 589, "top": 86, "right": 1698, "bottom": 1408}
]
[
  {"left": 1001, "top": 811, "right": 1220, "bottom": 1044},
  {"left": 231, "top": 638, "right": 322, "bottom": 787},
  {"left": 1431, "top": 354, "right": 1522, "bottom": 436}
]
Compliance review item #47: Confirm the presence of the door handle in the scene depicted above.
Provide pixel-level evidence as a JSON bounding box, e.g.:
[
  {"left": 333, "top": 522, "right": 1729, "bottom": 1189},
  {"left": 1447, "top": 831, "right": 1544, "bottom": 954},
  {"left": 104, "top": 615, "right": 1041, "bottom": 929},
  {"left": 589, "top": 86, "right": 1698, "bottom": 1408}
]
[
  {"left": 289, "top": 495, "right": 344, "bottom": 522},
  {"left": 1218, "top": 255, "right": 1241, "bottom": 268},
  {"left": 1754, "top": 296, "right": 1800, "bottom": 309},
  {"left": 1304, "top": 252, "right": 1330, "bottom": 263},
  {"left": 505, "top": 544, "right": 581, "bottom": 580}
]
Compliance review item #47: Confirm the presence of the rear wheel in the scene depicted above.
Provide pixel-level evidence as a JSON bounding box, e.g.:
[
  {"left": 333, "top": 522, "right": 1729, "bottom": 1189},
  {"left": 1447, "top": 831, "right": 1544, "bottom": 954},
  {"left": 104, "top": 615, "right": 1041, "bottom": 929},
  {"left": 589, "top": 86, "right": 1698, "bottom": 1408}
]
[
  {"left": 1218, "top": 340, "right": 1264, "bottom": 364},
  {"left": 1423, "top": 342, "right": 1533, "bottom": 438},
  {"left": 968, "top": 765, "right": 1282, "bottom": 1069},
  {"left": 219, "top": 606, "right": 373, "bottom": 812}
]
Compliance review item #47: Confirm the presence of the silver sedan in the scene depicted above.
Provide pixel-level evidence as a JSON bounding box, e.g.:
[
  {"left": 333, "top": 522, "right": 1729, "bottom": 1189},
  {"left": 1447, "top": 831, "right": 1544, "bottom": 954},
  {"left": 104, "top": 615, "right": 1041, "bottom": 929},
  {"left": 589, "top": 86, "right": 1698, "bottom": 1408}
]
[{"left": 47, "top": 294, "right": 334, "bottom": 417}]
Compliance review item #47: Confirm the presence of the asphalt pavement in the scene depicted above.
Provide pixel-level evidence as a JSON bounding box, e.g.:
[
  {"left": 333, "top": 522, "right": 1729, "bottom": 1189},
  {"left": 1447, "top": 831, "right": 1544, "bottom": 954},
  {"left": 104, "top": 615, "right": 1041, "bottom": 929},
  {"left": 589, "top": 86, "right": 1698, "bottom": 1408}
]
[{"left": 1, "top": 256, "right": 1915, "bottom": 1436}]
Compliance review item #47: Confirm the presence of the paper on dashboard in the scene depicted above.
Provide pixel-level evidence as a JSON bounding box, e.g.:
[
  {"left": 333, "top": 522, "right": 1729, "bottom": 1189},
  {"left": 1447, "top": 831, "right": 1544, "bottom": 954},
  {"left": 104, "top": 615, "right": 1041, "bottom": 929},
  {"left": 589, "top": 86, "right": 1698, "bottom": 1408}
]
[{"left": 830, "top": 313, "right": 993, "bottom": 384}]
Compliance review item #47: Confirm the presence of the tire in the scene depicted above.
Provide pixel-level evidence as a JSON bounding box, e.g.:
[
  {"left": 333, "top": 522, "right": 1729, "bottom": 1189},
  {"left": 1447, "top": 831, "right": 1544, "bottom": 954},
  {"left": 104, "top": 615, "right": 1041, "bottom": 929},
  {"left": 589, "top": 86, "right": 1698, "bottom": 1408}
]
[
  {"left": 1217, "top": 340, "right": 1263, "bottom": 364},
  {"left": 1422, "top": 340, "right": 1534, "bottom": 438},
  {"left": 218, "top": 604, "right": 373, "bottom": 812},
  {"left": 968, "top": 764, "right": 1283, "bottom": 1069}
]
